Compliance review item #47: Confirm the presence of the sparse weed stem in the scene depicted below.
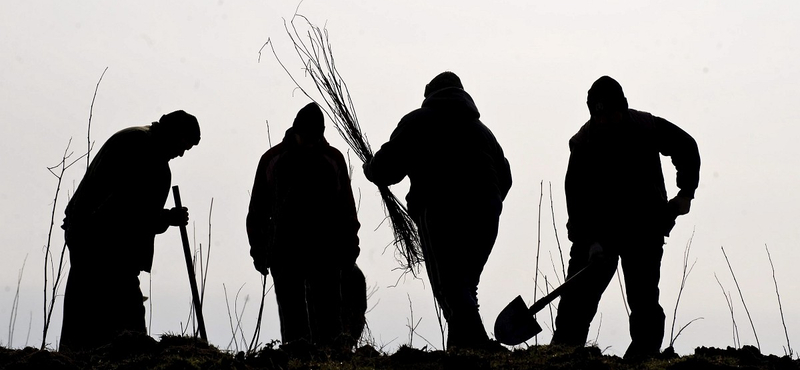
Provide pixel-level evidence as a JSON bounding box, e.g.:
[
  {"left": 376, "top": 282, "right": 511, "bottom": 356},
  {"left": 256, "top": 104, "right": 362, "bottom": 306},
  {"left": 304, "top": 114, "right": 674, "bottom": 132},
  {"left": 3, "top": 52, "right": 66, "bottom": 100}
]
[
  {"left": 548, "top": 182, "right": 565, "bottom": 281},
  {"left": 615, "top": 266, "right": 629, "bottom": 317},
  {"left": 42, "top": 139, "right": 88, "bottom": 350},
  {"left": 8, "top": 255, "right": 27, "bottom": 348},
  {"left": 669, "top": 228, "right": 701, "bottom": 348},
  {"left": 765, "top": 244, "right": 792, "bottom": 357},
  {"left": 721, "top": 246, "right": 760, "bottom": 351},
  {"left": 534, "top": 180, "right": 544, "bottom": 345},
  {"left": 714, "top": 273, "right": 740, "bottom": 348}
]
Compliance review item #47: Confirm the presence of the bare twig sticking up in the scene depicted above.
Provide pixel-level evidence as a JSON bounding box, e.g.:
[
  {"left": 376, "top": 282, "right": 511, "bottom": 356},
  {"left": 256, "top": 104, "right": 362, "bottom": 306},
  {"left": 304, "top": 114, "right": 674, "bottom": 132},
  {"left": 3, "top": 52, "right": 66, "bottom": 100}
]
[
  {"left": 8, "top": 255, "right": 27, "bottom": 348},
  {"left": 765, "top": 244, "right": 793, "bottom": 356},
  {"left": 721, "top": 246, "right": 760, "bottom": 351},
  {"left": 548, "top": 182, "right": 565, "bottom": 281},
  {"left": 87, "top": 67, "right": 108, "bottom": 169},
  {"left": 715, "top": 273, "right": 740, "bottom": 348},
  {"left": 669, "top": 229, "right": 702, "bottom": 347},
  {"left": 42, "top": 139, "right": 89, "bottom": 349},
  {"left": 260, "top": 13, "right": 421, "bottom": 274},
  {"left": 533, "top": 180, "right": 543, "bottom": 345}
]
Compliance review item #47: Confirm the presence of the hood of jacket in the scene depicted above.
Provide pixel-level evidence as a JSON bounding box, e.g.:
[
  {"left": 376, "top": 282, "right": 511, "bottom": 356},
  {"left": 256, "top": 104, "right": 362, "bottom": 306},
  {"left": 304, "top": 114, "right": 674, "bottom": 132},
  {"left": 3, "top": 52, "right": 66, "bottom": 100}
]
[{"left": 420, "top": 87, "right": 480, "bottom": 119}]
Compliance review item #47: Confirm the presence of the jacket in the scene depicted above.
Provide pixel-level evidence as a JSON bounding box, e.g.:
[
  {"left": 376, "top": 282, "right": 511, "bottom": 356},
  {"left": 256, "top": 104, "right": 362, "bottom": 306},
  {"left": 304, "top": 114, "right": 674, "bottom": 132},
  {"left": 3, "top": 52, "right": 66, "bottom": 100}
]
[
  {"left": 565, "top": 109, "right": 700, "bottom": 243},
  {"left": 63, "top": 126, "right": 172, "bottom": 273},
  {"left": 247, "top": 128, "right": 360, "bottom": 270},
  {"left": 365, "top": 87, "right": 512, "bottom": 217}
]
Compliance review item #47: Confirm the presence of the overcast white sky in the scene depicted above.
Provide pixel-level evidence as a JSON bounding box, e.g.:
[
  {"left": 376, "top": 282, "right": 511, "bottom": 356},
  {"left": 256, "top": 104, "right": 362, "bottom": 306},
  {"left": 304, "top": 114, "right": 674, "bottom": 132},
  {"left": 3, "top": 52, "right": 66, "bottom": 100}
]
[{"left": 2, "top": 0, "right": 800, "bottom": 357}]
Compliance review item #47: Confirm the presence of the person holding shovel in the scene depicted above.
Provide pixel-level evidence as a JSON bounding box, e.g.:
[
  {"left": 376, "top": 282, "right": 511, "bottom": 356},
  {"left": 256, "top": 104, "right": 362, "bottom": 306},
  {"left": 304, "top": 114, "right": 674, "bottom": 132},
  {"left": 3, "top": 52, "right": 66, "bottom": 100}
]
[
  {"left": 60, "top": 110, "right": 200, "bottom": 352},
  {"left": 551, "top": 76, "right": 700, "bottom": 360},
  {"left": 363, "top": 71, "right": 512, "bottom": 350},
  {"left": 247, "top": 102, "right": 362, "bottom": 351}
]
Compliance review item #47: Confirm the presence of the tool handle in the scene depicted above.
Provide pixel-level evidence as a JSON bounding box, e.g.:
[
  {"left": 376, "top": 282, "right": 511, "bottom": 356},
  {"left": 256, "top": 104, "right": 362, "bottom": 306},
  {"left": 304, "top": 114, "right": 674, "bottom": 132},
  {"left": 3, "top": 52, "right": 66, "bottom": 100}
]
[
  {"left": 173, "top": 185, "right": 208, "bottom": 341},
  {"left": 528, "top": 263, "right": 592, "bottom": 315}
]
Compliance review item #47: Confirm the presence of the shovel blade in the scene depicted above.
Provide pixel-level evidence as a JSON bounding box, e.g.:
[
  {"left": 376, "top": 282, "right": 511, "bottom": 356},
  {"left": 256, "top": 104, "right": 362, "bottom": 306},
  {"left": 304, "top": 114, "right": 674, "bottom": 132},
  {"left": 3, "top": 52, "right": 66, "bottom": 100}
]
[{"left": 493, "top": 295, "right": 542, "bottom": 346}]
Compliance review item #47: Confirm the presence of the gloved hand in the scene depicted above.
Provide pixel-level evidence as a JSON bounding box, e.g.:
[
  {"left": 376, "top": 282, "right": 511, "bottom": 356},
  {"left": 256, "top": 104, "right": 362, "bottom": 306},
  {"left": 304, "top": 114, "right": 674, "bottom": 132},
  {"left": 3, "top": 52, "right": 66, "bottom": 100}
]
[
  {"left": 253, "top": 260, "right": 270, "bottom": 276},
  {"left": 668, "top": 195, "right": 692, "bottom": 216},
  {"left": 588, "top": 242, "right": 604, "bottom": 262},
  {"left": 251, "top": 248, "right": 270, "bottom": 276},
  {"left": 252, "top": 256, "right": 270, "bottom": 276},
  {"left": 362, "top": 162, "right": 374, "bottom": 182},
  {"left": 166, "top": 206, "right": 189, "bottom": 226}
]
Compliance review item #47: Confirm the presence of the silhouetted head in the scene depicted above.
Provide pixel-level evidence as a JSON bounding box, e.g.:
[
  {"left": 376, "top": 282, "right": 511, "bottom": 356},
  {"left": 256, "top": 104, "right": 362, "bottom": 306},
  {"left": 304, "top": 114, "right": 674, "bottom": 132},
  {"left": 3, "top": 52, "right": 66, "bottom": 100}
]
[
  {"left": 151, "top": 110, "right": 200, "bottom": 159},
  {"left": 587, "top": 76, "right": 628, "bottom": 116},
  {"left": 424, "top": 71, "right": 463, "bottom": 98},
  {"left": 292, "top": 102, "right": 325, "bottom": 147}
]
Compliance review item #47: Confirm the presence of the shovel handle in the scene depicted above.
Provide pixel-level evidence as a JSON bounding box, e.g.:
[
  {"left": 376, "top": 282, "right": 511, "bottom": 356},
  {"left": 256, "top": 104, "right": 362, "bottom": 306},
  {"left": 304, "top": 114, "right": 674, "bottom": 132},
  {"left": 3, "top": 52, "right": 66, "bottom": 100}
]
[
  {"left": 173, "top": 185, "right": 208, "bottom": 341},
  {"left": 528, "top": 263, "right": 592, "bottom": 315}
]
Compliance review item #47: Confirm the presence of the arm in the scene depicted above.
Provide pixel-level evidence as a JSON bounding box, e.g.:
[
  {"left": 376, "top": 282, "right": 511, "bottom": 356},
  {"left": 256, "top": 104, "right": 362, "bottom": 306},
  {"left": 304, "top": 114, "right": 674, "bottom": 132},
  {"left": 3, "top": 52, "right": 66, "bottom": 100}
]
[
  {"left": 496, "top": 146, "right": 513, "bottom": 201},
  {"left": 363, "top": 117, "right": 415, "bottom": 186},
  {"left": 655, "top": 116, "right": 701, "bottom": 213},
  {"left": 564, "top": 132, "right": 599, "bottom": 244},
  {"left": 246, "top": 153, "right": 276, "bottom": 274}
]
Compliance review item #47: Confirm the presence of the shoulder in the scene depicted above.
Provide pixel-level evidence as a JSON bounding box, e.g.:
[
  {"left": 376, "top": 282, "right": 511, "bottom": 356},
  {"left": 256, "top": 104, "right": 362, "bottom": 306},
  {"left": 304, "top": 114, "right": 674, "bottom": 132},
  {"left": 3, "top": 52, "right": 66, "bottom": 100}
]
[
  {"left": 629, "top": 109, "right": 657, "bottom": 125},
  {"left": 398, "top": 107, "right": 433, "bottom": 129},
  {"left": 108, "top": 126, "right": 150, "bottom": 145},
  {"left": 258, "top": 142, "right": 287, "bottom": 167},
  {"left": 569, "top": 120, "right": 592, "bottom": 149}
]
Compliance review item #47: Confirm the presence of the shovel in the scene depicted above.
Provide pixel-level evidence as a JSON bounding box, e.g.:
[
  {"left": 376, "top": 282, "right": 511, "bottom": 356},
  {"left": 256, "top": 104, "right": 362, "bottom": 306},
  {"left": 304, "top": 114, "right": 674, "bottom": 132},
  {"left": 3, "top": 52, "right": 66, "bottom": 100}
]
[{"left": 494, "top": 264, "right": 592, "bottom": 345}]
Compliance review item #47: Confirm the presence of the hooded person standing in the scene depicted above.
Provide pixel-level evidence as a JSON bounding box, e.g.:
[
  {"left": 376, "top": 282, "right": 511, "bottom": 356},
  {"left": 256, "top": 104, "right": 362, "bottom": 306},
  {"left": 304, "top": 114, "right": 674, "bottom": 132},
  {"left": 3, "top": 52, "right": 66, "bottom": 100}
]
[
  {"left": 247, "top": 102, "right": 361, "bottom": 350},
  {"left": 60, "top": 110, "right": 200, "bottom": 352},
  {"left": 551, "top": 76, "right": 700, "bottom": 360},
  {"left": 363, "top": 72, "right": 512, "bottom": 350}
]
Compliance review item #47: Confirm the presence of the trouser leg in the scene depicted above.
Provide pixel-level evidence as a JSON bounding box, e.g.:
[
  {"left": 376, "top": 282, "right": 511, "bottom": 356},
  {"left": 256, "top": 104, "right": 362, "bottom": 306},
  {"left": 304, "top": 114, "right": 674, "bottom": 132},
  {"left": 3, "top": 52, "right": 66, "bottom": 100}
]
[
  {"left": 417, "top": 206, "right": 498, "bottom": 349},
  {"left": 621, "top": 243, "right": 665, "bottom": 357},
  {"left": 271, "top": 267, "right": 311, "bottom": 344},
  {"left": 340, "top": 265, "right": 367, "bottom": 348},
  {"left": 552, "top": 243, "right": 619, "bottom": 346},
  {"left": 306, "top": 268, "right": 343, "bottom": 347},
  {"left": 60, "top": 266, "right": 145, "bottom": 352}
]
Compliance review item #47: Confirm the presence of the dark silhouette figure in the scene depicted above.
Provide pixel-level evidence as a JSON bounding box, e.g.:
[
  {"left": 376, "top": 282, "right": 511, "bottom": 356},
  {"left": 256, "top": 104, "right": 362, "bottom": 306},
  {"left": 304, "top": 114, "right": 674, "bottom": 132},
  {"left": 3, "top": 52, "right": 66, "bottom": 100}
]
[
  {"left": 60, "top": 110, "right": 200, "bottom": 352},
  {"left": 363, "top": 72, "right": 512, "bottom": 350},
  {"left": 341, "top": 264, "right": 368, "bottom": 349},
  {"left": 247, "top": 102, "right": 361, "bottom": 349},
  {"left": 551, "top": 76, "right": 700, "bottom": 360}
]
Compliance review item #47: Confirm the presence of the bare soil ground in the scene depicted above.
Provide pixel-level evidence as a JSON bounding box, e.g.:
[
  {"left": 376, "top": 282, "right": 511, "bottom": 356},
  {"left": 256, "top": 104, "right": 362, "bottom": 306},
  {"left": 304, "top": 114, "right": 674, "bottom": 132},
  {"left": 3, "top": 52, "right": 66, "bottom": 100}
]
[{"left": 1, "top": 333, "right": 798, "bottom": 370}]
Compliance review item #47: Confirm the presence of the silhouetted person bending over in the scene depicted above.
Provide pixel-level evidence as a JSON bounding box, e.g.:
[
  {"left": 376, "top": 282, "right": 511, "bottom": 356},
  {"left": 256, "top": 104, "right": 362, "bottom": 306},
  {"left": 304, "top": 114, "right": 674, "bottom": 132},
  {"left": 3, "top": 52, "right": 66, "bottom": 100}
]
[
  {"left": 551, "top": 76, "right": 700, "bottom": 360},
  {"left": 247, "top": 102, "right": 361, "bottom": 350},
  {"left": 363, "top": 72, "right": 512, "bottom": 350},
  {"left": 60, "top": 110, "right": 200, "bottom": 352}
]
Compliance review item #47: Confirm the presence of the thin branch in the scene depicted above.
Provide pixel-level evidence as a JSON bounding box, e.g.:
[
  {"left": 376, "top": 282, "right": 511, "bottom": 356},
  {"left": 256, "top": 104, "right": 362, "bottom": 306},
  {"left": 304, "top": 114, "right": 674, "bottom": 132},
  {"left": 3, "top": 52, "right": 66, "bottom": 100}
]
[
  {"left": 87, "top": 66, "right": 108, "bottom": 168},
  {"left": 201, "top": 198, "right": 214, "bottom": 306},
  {"left": 264, "top": 12, "right": 421, "bottom": 274},
  {"left": 721, "top": 246, "right": 760, "bottom": 350},
  {"left": 265, "top": 120, "right": 272, "bottom": 147},
  {"left": 224, "top": 284, "right": 239, "bottom": 352},
  {"left": 714, "top": 273, "right": 740, "bottom": 348},
  {"left": 248, "top": 277, "right": 274, "bottom": 355},
  {"left": 616, "top": 266, "right": 629, "bottom": 316},
  {"left": 548, "top": 182, "right": 565, "bottom": 280},
  {"left": 42, "top": 139, "right": 86, "bottom": 349},
  {"left": 765, "top": 244, "right": 792, "bottom": 356},
  {"left": 432, "top": 292, "right": 446, "bottom": 350},
  {"left": 8, "top": 255, "right": 28, "bottom": 348},
  {"left": 671, "top": 317, "right": 704, "bottom": 346},
  {"left": 148, "top": 272, "right": 153, "bottom": 336},
  {"left": 669, "top": 228, "right": 697, "bottom": 346}
]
